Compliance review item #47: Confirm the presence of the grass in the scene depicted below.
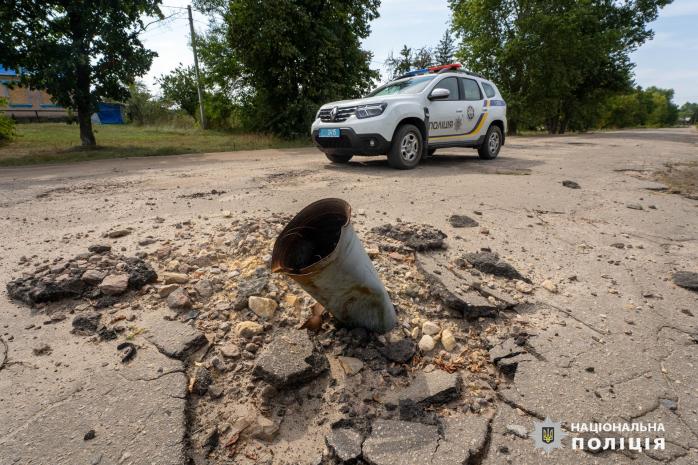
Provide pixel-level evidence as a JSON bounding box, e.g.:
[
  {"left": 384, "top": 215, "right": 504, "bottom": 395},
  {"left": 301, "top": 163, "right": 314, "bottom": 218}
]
[
  {"left": 0, "top": 123, "right": 310, "bottom": 166},
  {"left": 654, "top": 161, "right": 698, "bottom": 200}
]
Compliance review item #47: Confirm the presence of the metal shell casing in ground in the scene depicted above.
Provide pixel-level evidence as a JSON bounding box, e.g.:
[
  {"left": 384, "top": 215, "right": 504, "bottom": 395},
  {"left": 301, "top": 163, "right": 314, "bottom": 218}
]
[{"left": 271, "top": 198, "right": 397, "bottom": 333}]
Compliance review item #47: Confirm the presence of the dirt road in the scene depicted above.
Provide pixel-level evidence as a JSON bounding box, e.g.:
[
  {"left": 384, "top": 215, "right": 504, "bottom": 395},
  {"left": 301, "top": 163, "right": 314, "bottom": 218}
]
[{"left": 1, "top": 128, "right": 697, "bottom": 464}]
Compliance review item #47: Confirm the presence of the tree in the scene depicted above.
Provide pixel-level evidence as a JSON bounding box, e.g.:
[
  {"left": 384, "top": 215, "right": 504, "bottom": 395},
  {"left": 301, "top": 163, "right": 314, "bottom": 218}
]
[
  {"left": 450, "top": 0, "right": 672, "bottom": 134},
  {"left": 598, "top": 86, "right": 678, "bottom": 129},
  {"left": 678, "top": 102, "right": 698, "bottom": 124},
  {"left": 1, "top": 1, "right": 162, "bottom": 146},
  {"left": 157, "top": 65, "right": 200, "bottom": 119},
  {"left": 412, "top": 47, "right": 434, "bottom": 69},
  {"left": 434, "top": 29, "right": 456, "bottom": 65},
  {"left": 224, "top": 0, "right": 380, "bottom": 137},
  {"left": 385, "top": 45, "right": 413, "bottom": 79}
]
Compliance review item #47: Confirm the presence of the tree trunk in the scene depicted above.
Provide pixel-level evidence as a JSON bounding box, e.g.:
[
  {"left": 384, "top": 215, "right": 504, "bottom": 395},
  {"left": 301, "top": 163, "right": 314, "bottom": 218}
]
[
  {"left": 69, "top": 7, "right": 96, "bottom": 147},
  {"left": 508, "top": 119, "right": 518, "bottom": 136},
  {"left": 77, "top": 106, "right": 95, "bottom": 146},
  {"left": 75, "top": 65, "right": 95, "bottom": 147}
]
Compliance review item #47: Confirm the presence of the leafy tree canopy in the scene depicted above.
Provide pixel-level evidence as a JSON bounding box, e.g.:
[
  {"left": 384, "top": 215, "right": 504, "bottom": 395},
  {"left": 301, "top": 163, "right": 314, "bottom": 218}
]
[
  {"left": 450, "top": 0, "right": 673, "bottom": 134},
  {"left": 1, "top": 0, "right": 163, "bottom": 145},
  {"left": 224, "top": 0, "right": 380, "bottom": 137}
]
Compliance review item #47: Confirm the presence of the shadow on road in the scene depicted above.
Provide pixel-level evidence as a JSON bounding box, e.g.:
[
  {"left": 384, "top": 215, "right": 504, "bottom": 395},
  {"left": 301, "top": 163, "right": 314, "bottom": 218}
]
[
  {"left": 324, "top": 153, "right": 543, "bottom": 177},
  {"left": 584, "top": 129, "right": 698, "bottom": 145}
]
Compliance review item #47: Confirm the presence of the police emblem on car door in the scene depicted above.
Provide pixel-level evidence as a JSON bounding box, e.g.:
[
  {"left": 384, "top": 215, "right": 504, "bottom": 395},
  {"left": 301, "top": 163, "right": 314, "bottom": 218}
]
[{"left": 457, "top": 77, "right": 486, "bottom": 141}]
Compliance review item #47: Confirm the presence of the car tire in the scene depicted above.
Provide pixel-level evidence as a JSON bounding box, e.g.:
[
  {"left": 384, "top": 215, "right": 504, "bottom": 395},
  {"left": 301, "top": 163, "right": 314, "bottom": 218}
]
[
  {"left": 478, "top": 125, "right": 502, "bottom": 160},
  {"left": 325, "top": 153, "right": 353, "bottom": 164},
  {"left": 388, "top": 124, "right": 423, "bottom": 170}
]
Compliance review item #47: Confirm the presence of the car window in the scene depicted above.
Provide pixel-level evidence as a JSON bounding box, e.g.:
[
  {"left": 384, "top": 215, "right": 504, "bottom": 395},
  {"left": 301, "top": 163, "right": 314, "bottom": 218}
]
[
  {"left": 366, "top": 75, "right": 436, "bottom": 97},
  {"left": 460, "top": 78, "right": 483, "bottom": 100},
  {"left": 481, "top": 82, "right": 496, "bottom": 98},
  {"left": 432, "top": 77, "right": 459, "bottom": 101}
]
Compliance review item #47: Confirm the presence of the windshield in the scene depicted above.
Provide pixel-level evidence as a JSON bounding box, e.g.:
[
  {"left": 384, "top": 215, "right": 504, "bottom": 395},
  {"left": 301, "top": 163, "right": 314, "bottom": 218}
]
[{"left": 366, "top": 75, "right": 436, "bottom": 97}]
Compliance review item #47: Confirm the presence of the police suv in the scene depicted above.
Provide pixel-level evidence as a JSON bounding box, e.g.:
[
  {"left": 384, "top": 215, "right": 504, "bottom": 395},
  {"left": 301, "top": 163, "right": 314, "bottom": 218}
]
[{"left": 311, "top": 63, "right": 507, "bottom": 170}]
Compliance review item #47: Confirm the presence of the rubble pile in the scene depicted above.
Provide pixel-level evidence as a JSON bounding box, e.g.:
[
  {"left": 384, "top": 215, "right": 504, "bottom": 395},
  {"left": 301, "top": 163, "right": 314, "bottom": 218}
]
[
  {"left": 5, "top": 213, "right": 545, "bottom": 464},
  {"left": 6, "top": 245, "right": 157, "bottom": 307}
]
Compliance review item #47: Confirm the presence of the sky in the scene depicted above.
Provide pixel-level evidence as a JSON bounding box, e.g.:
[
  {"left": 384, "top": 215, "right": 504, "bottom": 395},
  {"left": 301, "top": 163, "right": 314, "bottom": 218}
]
[{"left": 141, "top": 0, "right": 698, "bottom": 105}]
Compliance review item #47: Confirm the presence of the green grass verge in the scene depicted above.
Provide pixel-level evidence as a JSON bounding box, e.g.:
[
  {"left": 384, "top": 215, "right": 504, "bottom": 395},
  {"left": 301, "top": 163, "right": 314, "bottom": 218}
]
[{"left": 0, "top": 123, "right": 310, "bottom": 166}]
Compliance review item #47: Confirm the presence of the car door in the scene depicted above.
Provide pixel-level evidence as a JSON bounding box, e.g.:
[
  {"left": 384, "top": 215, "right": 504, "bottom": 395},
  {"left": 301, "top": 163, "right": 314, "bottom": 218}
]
[
  {"left": 459, "top": 77, "right": 486, "bottom": 142},
  {"left": 426, "top": 77, "right": 462, "bottom": 142}
]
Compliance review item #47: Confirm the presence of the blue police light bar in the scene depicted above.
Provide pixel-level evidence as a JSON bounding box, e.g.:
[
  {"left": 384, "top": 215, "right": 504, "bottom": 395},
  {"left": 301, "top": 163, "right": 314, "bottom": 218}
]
[{"left": 402, "top": 68, "right": 430, "bottom": 77}]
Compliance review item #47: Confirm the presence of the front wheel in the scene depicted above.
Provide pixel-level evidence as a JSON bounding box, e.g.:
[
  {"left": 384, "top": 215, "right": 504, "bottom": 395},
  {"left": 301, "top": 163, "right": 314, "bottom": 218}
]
[
  {"left": 388, "top": 124, "right": 423, "bottom": 170},
  {"left": 478, "top": 125, "right": 502, "bottom": 160},
  {"left": 325, "top": 153, "right": 353, "bottom": 164}
]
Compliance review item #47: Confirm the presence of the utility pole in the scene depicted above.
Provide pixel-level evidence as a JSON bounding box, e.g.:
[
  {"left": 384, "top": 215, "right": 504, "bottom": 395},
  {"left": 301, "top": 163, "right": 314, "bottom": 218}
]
[{"left": 187, "top": 4, "right": 206, "bottom": 129}]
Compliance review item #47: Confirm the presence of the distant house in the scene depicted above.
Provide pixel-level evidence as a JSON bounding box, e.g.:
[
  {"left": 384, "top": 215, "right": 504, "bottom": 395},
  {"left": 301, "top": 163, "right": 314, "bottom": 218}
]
[{"left": 0, "top": 66, "right": 69, "bottom": 121}]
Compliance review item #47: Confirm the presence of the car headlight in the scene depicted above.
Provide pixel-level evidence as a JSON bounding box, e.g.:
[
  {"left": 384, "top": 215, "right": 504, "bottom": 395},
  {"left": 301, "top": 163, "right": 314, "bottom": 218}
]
[{"left": 355, "top": 103, "right": 387, "bottom": 119}]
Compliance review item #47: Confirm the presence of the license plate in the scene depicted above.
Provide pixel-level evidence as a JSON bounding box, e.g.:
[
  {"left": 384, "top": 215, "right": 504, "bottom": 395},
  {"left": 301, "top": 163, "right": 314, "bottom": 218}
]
[{"left": 319, "top": 128, "right": 340, "bottom": 138}]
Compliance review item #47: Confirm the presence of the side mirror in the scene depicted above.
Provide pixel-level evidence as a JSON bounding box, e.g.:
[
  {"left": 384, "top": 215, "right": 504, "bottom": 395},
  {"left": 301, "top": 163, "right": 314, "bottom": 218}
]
[{"left": 429, "top": 88, "right": 450, "bottom": 100}]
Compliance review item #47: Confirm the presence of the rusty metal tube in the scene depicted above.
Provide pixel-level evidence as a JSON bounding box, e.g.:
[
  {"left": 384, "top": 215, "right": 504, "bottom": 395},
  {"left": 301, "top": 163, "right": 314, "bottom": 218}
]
[{"left": 271, "top": 198, "right": 396, "bottom": 333}]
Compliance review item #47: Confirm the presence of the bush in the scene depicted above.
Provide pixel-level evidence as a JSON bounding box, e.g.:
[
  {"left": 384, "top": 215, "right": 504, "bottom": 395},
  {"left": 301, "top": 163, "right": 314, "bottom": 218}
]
[
  {"left": 125, "top": 82, "right": 195, "bottom": 128},
  {"left": 0, "top": 98, "right": 15, "bottom": 141}
]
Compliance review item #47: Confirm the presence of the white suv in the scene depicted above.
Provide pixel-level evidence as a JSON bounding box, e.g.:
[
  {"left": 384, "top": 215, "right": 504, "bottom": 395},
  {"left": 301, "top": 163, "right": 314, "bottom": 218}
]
[{"left": 311, "top": 64, "right": 507, "bottom": 169}]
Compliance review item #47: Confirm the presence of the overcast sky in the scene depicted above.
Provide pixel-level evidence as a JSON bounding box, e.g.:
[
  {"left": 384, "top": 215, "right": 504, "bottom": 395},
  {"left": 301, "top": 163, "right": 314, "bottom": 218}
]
[{"left": 141, "top": 0, "right": 698, "bottom": 105}]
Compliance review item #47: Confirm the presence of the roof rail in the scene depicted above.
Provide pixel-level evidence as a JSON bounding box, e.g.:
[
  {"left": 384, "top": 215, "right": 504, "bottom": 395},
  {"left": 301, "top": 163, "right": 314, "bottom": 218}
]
[{"left": 391, "top": 63, "right": 487, "bottom": 81}]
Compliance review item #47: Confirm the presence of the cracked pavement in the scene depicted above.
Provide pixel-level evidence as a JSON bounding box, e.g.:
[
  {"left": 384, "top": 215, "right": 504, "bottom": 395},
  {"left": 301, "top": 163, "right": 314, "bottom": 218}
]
[{"left": 1, "top": 128, "right": 697, "bottom": 464}]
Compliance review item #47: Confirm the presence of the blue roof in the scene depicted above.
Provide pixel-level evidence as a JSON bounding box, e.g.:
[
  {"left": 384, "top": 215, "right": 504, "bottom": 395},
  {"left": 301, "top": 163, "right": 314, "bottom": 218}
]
[{"left": 0, "top": 66, "right": 18, "bottom": 76}]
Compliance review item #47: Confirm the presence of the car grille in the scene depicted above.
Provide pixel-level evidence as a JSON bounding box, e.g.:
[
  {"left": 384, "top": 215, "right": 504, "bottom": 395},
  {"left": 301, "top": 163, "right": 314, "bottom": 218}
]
[{"left": 319, "top": 106, "right": 356, "bottom": 122}]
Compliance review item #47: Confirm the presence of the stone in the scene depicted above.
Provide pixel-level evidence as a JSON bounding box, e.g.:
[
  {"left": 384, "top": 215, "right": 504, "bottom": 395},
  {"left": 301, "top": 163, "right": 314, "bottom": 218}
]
[
  {"left": 248, "top": 296, "right": 277, "bottom": 319},
  {"left": 448, "top": 214, "right": 479, "bottom": 228},
  {"left": 626, "top": 203, "right": 644, "bottom": 210},
  {"left": 72, "top": 312, "right": 101, "bottom": 335},
  {"left": 381, "top": 339, "right": 416, "bottom": 363},
  {"left": 515, "top": 281, "right": 533, "bottom": 294},
  {"left": 81, "top": 269, "right": 106, "bottom": 285},
  {"left": 384, "top": 370, "right": 460, "bottom": 407},
  {"left": 673, "top": 271, "right": 698, "bottom": 291},
  {"left": 249, "top": 415, "right": 279, "bottom": 441},
  {"left": 191, "top": 367, "right": 212, "bottom": 395},
  {"left": 441, "top": 329, "right": 456, "bottom": 351},
  {"left": 325, "top": 428, "right": 363, "bottom": 462},
  {"left": 541, "top": 279, "right": 558, "bottom": 293},
  {"left": 107, "top": 229, "right": 131, "bottom": 238},
  {"left": 235, "top": 321, "right": 263, "bottom": 339},
  {"left": 371, "top": 223, "right": 447, "bottom": 251},
  {"left": 233, "top": 276, "right": 269, "bottom": 310},
  {"left": 252, "top": 330, "right": 328, "bottom": 388},
  {"left": 99, "top": 273, "right": 129, "bottom": 295},
  {"left": 33, "top": 343, "right": 52, "bottom": 356},
  {"left": 194, "top": 279, "right": 214, "bottom": 298},
  {"left": 562, "top": 180, "right": 581, "bottom": 189},
  {"left": 162, "top": 272, "right": 189, "bottom": 284},
  {"left": 362, "top": 420, "right": 439, "bottom": 465},
  {"left": 166, "top": 288, "right": 192, "bottom": 311},
  {"left": 506, "top": 424, "right": 528, "bottom": 438},
  {"left": 418, "top": 335, "right": 435, "bottom": 352},
  {"left": 142, "top": 309, "right": 208, "bottom": 359},
  {"left": 421, "top": 321, "right": 440, "bottom": 336},
  {"left": 337, "top": 356, "right": 364, "bottom": 376},
  {"left": 88, "top": 244, "right": 111, "bottom": 254},
  {"left": 463, "top": 252, "right": 527, "bottom": 282},
  {"left": 157, "top": 284, "right": 179, "bottom": 298},
  {"left": 220, "top": 344, "right": 241, "bottom": 359},
  {"left": 124, "top": 258, "right": 157, "bottom": 288}
]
